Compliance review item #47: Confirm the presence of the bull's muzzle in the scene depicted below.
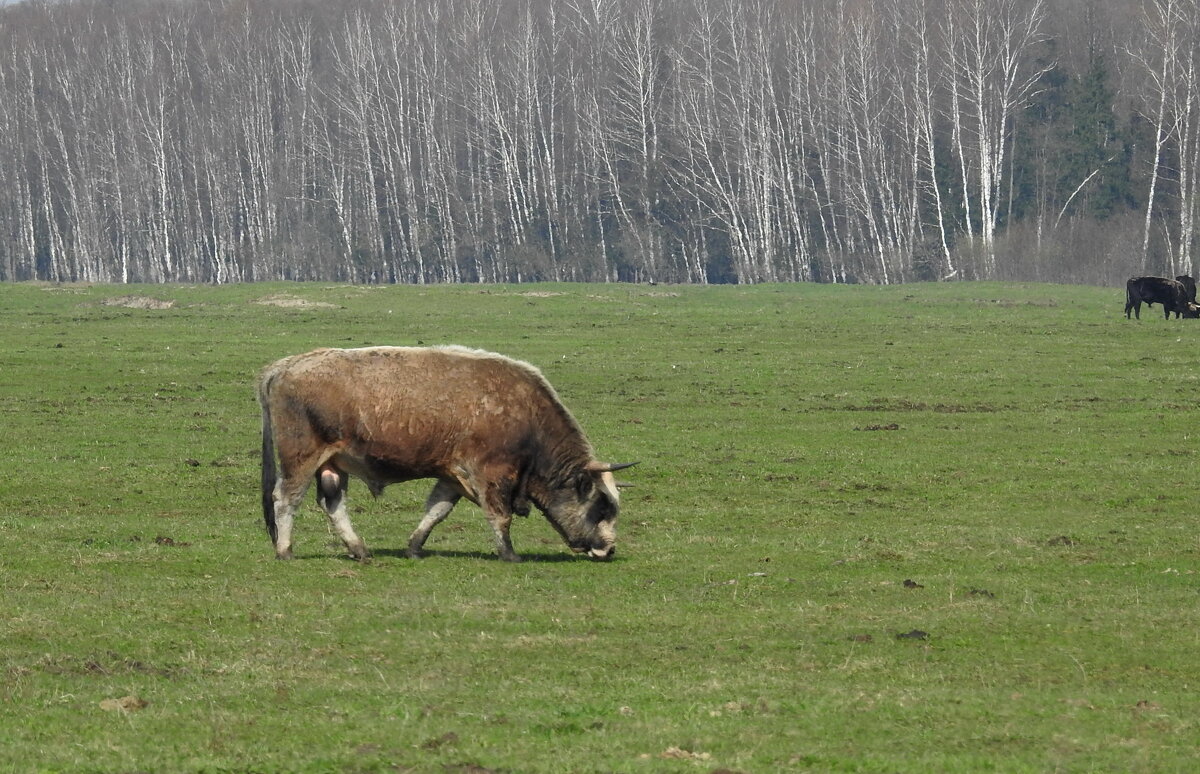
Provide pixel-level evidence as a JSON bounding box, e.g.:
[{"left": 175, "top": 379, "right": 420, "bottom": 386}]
[
  {"left": 568, "top": 540, "right": 615, "bottom": 560},
  {"left": 566, "top": 540, "right": 614, "bottom": 559}
]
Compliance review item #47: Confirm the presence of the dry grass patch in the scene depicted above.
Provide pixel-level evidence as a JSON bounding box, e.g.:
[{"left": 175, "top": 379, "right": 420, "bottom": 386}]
[
  {"left": 254, "top": 293, "right": 338, "bottom": 309},
  {"left": 101, "top": 295, "right": 175, "bottom": 310}
]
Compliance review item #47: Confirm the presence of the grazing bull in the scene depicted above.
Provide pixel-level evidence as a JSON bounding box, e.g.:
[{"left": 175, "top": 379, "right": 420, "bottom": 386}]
[
  {"left": 1125, "top": 276, "right": 1200, "bottom": 319},
  {"left": 1178, "top": 275, "right": 1197, "bottom": 305},
  {"left": 258, "top": 346, "right": 636, "bottom": 562}
]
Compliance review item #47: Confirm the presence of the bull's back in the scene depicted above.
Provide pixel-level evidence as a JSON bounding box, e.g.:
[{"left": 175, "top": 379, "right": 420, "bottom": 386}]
[
  {"left": 264, "top": 347, "right": 548, "bottom": 473},
  {"left": 1126, "top": 276, "right": 1182, "bottom": 304}
]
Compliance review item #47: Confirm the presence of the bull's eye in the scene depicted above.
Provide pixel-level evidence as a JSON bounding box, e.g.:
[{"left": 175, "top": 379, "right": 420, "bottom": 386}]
[{"left": 589, "top": 497, "right": 615, "bottom": 523}]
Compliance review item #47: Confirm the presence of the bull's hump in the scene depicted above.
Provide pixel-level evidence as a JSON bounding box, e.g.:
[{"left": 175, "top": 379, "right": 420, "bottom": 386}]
[
  {"left": 326, "top": 346, "right": 547, "bottom": 388},
  {"left": 274, "top": 344, "right": 581, "bottom": 438},
  {"left": 339, "top": 345, "right": 515, "bottom": 361}
]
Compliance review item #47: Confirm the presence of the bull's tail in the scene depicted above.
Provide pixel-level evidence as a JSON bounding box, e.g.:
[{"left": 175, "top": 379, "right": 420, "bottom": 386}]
[{"left": 259, "top": 376, "right": 279, "bottom": 544}]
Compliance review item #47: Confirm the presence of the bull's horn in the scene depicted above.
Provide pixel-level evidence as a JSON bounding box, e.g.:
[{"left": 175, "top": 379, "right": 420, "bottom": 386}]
[{"left": 587, "top": 461, "right": 639, "bottom": 473}]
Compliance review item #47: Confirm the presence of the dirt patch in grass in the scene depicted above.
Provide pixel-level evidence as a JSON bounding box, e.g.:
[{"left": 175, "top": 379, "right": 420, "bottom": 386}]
[
  {"left": 254, "top": 294, "right": 338, "bottom": 309},
  {"left": 972, "top": 297, "right": 1060, "bottom": 308},
  {"left": 101, "top": 295, "right": 175, "bottom": 310},
  {"left": 841, "top": 398, "right": 1006, "bottom": 413},
  {"left": 32, "top": 652, "right": 187, "bottom": 679},
  {"left": 99, "top": 695, "right": 148, "bottom": 713}
]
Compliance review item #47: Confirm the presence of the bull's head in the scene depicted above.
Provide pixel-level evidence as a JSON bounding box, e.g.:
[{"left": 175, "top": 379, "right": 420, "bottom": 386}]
[{"left": 543, "top": 461, "right": 637, "bottom": 560}]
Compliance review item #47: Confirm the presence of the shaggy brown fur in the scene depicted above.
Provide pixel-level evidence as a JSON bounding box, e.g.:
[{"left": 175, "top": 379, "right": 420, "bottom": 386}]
[{"left": 259, "top": 346, "right": 633, "bottom": 562}]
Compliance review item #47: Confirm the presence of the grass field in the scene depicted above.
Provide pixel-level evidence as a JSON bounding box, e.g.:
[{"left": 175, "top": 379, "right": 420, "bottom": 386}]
[{"left": 1, "top": 281, "right": 1198, "bottom": 773}]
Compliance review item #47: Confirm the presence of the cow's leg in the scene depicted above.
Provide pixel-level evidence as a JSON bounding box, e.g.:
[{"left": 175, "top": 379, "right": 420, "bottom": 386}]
[
  {"left": 272, "top": 446, "right": 334, "bottom": 559},
  {"left": 487, "top": 513, "right": 519, "bottom": 562},
  {"left": 272, "top": 470, "right": 311, "bottom": 560},
  {"left": 481, "top": 483, "right": 521, "bottom": 562},
  {"left": 316, "top": 464, "right": 369, "bottom": 561},
  {"left": 407, "top": 479, "right": 462, "bottom": 559}
]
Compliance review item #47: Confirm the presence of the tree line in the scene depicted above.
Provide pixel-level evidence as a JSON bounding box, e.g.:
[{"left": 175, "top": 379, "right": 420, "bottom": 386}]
[{"left": 1, "top": 0, "right": 1198, "bottom": 285}]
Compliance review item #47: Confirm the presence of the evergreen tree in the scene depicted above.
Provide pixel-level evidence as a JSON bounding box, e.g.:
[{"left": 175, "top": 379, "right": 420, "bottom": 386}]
[
  {"left": 1058, "top": 47, "right": 1133, "bottom": 220},
  {"left": 1007, "top": 38, "right": 1070, "bottom": 226}
]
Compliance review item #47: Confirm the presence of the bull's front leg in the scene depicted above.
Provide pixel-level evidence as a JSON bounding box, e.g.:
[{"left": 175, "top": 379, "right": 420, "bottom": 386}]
[
  {"left": 487, "top": 514, "right": 521, "bottom": 562},
  {"left": 482, "top": 483, "right": 521, "bottom": 562}
]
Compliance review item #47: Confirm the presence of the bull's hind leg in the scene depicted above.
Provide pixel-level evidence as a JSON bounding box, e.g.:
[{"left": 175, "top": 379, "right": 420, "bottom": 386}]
[
  {"left": 407, "top": 479, "right": 462, "bottom": 559},
  {"left": 273, "top": 448, "right": 342, "bottom": 559},
  {"left": 316, "top": 464, "right": 369, "bottom": 561},
  {"left": 271, "top": 469, "right": 312, "bottom": 560}
]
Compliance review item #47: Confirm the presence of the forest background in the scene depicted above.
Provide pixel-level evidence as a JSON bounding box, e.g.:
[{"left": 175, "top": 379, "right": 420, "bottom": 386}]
[{"left": 2, "top": 0, "right": 1199, "bottom": 287}]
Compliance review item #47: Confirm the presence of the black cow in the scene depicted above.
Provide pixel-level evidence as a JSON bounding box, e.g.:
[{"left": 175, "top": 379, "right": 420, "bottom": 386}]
[
  {"left": 1125, "top": 276, "right": 1200, "bottom": 319},
  {"left": 1177, "top": 275, "right": 1197, "bottom": 304}
]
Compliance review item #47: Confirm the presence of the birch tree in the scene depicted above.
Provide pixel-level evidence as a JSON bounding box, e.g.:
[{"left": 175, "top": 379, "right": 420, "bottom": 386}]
[
  {"left": 944, "top": 0, "right": 1049, "bottom": 276},
  {"left": 1131, "top": 0, "right": 1200, "bottom": 274},
  {"left": 894, "top": 0, "right": 956, "bottom": 278}
]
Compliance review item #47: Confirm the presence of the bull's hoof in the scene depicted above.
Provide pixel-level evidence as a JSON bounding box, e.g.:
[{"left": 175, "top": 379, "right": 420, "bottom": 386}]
[
  {"left": 499, "top": 551, "right": 523, "bottom": 563},
  {"left": 274, "top": 550, "right": 294, "bottom": 561},
  {"left": 406, "top": 547, "right": 424, "bottom": 560},
  {"left": 348, "top": 544, "right": 371, "bottom": 562}
]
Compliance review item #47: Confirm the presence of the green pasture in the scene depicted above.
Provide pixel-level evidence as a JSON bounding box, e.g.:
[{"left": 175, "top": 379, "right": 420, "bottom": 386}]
[{"left": 1, "top": 281, "right": 1198, "bottom": 772}]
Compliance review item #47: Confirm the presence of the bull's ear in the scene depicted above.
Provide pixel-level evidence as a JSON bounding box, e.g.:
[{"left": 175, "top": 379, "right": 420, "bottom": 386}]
[{"left": 576, "top": 474, "right": 596, "bottom": 500}]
